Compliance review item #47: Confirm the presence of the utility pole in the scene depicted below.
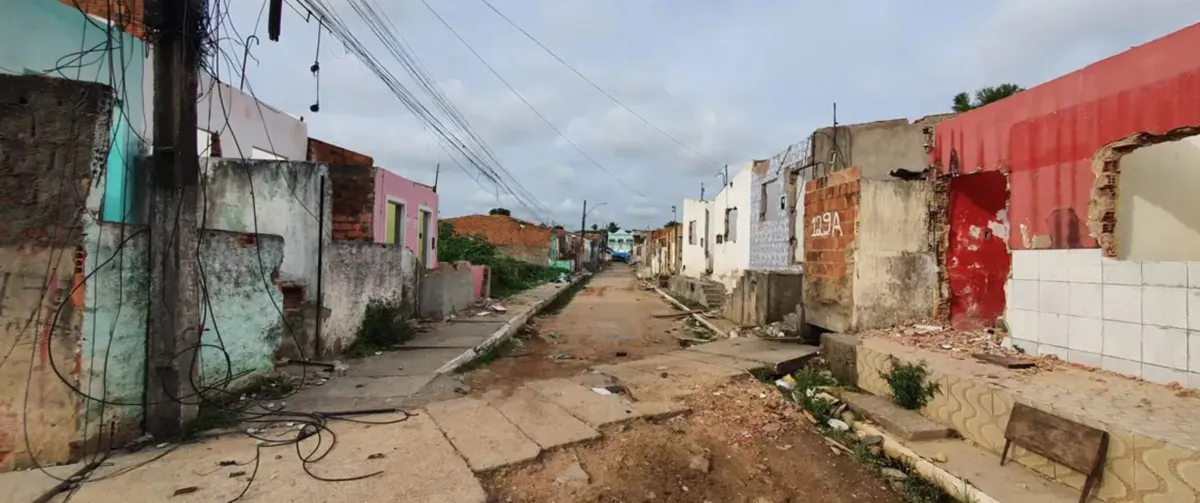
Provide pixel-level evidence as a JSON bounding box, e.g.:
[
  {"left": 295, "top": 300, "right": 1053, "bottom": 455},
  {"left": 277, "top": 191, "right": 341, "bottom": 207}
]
[
  {"left": 146, "top": 0, "right": 205, "bottom": 438},
  {"left": 580, "top": 200, "right": 587, "bottom": 237},
  {"left": 700, "top": 182, "right": 705, "bottom": 200}
]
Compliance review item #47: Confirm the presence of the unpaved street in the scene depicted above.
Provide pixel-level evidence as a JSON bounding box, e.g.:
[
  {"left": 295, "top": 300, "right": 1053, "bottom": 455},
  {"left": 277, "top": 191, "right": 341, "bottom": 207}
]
[
  {"left": 464, "top": 266, "right": 683, "bottom": 394},
  {"left": 465, "top": 267, "right": 908, "bottom": 503}
]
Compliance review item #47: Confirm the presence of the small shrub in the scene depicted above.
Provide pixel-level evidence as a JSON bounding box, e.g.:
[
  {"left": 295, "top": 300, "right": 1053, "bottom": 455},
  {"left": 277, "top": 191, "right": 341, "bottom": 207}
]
[
  {"left": 881, "top": 357, "right": 941, "bottom": 410},
  {"left": 786, "top": 368, "right": 840, "bottom": 420},
  {"left": 345, "top": 298, "right": 412, "bottom": 358}
]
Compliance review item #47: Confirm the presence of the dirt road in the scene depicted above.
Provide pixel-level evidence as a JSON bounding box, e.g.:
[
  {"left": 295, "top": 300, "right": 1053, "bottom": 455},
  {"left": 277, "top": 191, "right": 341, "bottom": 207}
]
[
  {"left": 464, "top": 266, "right": 683, "bottom": 394},
  {"left": 465, "top": 267, "right": 913, "bottom": 503}
]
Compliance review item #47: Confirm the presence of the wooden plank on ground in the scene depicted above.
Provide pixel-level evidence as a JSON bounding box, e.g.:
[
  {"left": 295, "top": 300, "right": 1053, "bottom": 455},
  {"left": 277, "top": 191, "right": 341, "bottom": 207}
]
[
  {"left": 973, "top": 353, "right": 1035, "bottom": 369},
  {"left": 1001, "top": 402, "right": 1108, "bottom": 503}
]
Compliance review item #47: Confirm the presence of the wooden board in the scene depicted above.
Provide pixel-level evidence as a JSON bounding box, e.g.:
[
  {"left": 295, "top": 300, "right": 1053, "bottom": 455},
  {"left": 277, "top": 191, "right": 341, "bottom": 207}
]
[
  {"left": 973, "top": 352, "right": 1035, "bottom": 369},
  {"left": 1001, "top": 402, "right": 1108, "bottom": 503},
  {"left": 652, "top": 310, "right": 703, "bottom": 318}
]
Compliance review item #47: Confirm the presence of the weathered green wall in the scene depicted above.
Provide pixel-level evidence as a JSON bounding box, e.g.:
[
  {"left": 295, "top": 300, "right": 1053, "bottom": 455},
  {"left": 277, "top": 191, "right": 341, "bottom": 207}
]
[
  {"left": 81, "top": 223, "right": 150, "bottom": 440},
  {"left": 80, "top": 227, "right": 286, "bottom": 440},
  {"left": 196, "top": 231, "right": 285, "bottom": 387}
]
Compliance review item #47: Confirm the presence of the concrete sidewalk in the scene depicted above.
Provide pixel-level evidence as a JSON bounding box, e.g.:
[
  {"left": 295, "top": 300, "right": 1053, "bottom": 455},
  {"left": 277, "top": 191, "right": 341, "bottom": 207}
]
[
  {"left": 0, "top": 336, "right": 817, "bottom": 503},
  {"left": 284, "top": 277, "right": 584, "bottom": 413}
]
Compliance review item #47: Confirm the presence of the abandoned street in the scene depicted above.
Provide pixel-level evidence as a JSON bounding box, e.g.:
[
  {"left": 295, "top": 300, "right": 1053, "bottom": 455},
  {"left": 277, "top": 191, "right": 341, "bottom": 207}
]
[{"left": 1, "top": 267, "right": 915, "bottom": 503}]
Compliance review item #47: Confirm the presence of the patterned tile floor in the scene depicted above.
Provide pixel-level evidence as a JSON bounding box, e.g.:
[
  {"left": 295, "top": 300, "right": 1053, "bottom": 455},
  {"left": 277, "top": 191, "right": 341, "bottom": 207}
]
[{"left": 861, "top": 336, "right": 1200, "bottom": 503}]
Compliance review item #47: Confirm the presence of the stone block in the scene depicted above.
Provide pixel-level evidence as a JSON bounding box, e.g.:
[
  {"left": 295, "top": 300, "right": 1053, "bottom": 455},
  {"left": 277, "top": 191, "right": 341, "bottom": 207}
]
[
  {"left": 820, "top": 332, "right": 860, "bottom": 386},
  {"left": 837, "top": 391, "right": 951, "bottom": 441}
]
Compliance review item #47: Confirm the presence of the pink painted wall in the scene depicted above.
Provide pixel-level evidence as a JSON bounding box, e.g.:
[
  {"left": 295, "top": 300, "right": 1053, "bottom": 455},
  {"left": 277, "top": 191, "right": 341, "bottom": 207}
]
[
  {"left": 470, "top": 264, "right": 488, "bottom": 299},
  {"left": 373, "top": 168, "right": 438, "bottom": 267}
]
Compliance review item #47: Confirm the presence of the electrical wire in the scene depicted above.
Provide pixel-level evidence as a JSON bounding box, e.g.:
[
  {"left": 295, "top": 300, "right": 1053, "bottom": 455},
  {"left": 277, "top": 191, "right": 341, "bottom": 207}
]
[
  {"left": 16, "top": 2, "right": 409, "bottom": 500},
  {"left": 417, "top": 0, "right": 657, "bottom": 203},
  {"left": 291, "top": 0, "right": 565, "bottom": 225},
  {"left": 477, "top": 0, "right": 726, "bottom": 171}
]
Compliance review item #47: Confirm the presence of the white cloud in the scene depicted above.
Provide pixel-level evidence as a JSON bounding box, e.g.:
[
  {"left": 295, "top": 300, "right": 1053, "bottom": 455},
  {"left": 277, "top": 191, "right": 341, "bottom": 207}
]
[{"left": 218, "top": 0, "right": 1197, "bottom": 228}]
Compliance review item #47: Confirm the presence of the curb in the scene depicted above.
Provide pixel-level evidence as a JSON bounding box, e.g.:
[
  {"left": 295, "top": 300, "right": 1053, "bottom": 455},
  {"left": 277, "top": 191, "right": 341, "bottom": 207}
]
[{"left": 434, "top": 274, "right": 589, "bottom": 374}]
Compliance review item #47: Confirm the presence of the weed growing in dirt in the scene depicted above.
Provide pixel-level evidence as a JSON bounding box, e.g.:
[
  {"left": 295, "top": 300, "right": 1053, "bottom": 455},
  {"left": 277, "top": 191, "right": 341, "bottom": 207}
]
[
  {"left": 881, "top": 357, "right": 940, "bottom": 410},
  {"left": 787, "top": 369, "right": 839, "bottom": 421},
  {"left": 454, "top": 339, "right": 519, "bottom": 374},
  {"left": 772, "top": 363, "right": 956, "bottom": 503},
  {"left": 345, "top": 298, "right": 413, "bottom": 359}
]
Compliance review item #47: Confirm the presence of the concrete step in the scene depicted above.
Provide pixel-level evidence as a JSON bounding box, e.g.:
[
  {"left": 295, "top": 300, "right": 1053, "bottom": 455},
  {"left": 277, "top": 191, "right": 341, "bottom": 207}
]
[
  {"left": 525, "top": 378, "right": 688, "bottom": 427},
  {"left": 686, "top": 338, "right": 818, "bottom": 375},
  {"left": 485, "top": 386, "right": 601, "bottom": 450},
  {"left": 425, "top": 397, "right": 542, "bottom": 472},
  {"left": 835, "top": 391, "right": 952, "bottom": 441},
  {"left": 906, "top": 438, "right": 1081, "bottom": 503}
]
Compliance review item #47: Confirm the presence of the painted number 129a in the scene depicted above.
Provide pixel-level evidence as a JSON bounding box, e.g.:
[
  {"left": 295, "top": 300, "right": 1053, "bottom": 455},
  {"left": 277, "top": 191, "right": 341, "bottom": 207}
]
[{"left": 810, "top": 211, "right": 842, "bottom": 238}]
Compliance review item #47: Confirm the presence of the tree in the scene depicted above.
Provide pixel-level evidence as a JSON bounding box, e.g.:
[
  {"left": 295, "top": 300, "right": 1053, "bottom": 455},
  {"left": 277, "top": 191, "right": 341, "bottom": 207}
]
[
  {"left": 488, "top": 207, "right": 511, "bottom": 216},
  {"left": 664, "top": 220, "right": 680, "bottom": 227},
  {"left": 606, "top": 222, "right": 620, "bottom": 233},
  {"left": 590, "top": 223, "right": 599, "bottom": 231},
  {"left": 951, "top": 83, "right": 1024, "bottom": 113}
]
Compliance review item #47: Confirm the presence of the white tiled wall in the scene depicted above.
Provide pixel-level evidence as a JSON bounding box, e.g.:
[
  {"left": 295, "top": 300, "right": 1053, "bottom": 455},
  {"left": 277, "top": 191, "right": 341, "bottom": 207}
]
[{"left": 1005, "top": 249, "right": 1200, "bottom": 388}]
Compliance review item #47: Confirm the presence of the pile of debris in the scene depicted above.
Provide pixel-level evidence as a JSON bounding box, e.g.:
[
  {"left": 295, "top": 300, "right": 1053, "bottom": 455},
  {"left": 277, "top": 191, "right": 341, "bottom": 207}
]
[{"left": 862, "top": 323, "right": 1062, "bottom": 372}]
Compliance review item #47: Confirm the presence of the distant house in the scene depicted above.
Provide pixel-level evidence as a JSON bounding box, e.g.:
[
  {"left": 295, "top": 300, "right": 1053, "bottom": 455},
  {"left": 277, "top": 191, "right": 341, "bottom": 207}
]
[
  {"left": 312, "top": 138, "right": 438, "bottom": 268},
  {"left": 442, "top": 214, "right": 558, "bottom": 266}
]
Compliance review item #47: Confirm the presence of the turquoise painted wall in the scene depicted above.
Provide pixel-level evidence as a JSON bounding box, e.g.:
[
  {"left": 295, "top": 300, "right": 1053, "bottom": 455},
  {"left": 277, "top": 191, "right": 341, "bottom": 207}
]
[
  {"left": 2, "top": 0, "right": 148, "bottom": 223},
  {"left": 80, "top": 226, "right": 286, "bottom": 436},
  {"left": 197, "top": 232, "right": 286, "bottom": 387},
  {"left": 81, "top": 223, "right": 150, "bottom": 435}
]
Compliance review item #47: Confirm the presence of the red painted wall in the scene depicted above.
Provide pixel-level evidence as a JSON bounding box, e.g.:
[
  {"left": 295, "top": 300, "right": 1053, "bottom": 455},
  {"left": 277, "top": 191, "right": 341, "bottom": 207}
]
[
  {"left": 947, "top": 172, "right": 1010, "bottom": 329},
  {"left": 931, "top": 22, "right": 1200, "bottom": 251}
]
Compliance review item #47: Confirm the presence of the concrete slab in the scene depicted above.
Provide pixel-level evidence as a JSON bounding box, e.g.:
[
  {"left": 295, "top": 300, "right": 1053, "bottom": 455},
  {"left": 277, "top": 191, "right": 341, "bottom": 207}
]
[
  {"left": 50, "top": 413, "right": 486, "bottom": 503},
  {"left": 686, "top": 338, "right": 818, "bottom": 373},
  {"left": 837, "top": 391, "right": 952, "bottom": 441},
  {"left": 591, "top": 353, "right": 744, "bottom": 402},
  {"left": 489, "top": 386, "right": 601, "bottom": 449},
  {"left": 668, "top": 349, "right": 764, "bottom": 371},
  {"left": 525, "top": 378, "right": 642, "bottom": 427},
  {"left": 907, "top": 438, "right": 1079, "bottom": 503},
  {"left": 349, "top": 348, "right": 467, "bottom": 377},
  {"left": 425, "top": 397, "right": 542, "bottom": 472}
]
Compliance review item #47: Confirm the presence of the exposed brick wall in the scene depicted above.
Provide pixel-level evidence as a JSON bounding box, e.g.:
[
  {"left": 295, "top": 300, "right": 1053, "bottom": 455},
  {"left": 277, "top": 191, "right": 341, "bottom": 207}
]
[
  {"left": 63, "top": 0, "right": 146, "bottom": 40},
  {"left": 308, "top": 138, "right": 375, "bottom": 167},
  {"left": 327, "top": 165, "right": 376, "bottom": 241},
  {"left": 0, "top": 75, "right": 113, "bottom": 246},
  {"left": 444, "top": 214, "right": 553, "bottom": 266},
  {"left": 802, "top": 167, "right": 860, "bottom": 331}
]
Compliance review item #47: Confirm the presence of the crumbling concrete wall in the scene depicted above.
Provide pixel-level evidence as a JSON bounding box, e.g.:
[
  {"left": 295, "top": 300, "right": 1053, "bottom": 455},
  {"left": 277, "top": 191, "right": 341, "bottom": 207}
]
[
  {"left": 723, "top": 271, "right": 804, "bottom": 327},
  {"left": 803, "top": 167, "right": 938, "bottom": 333},
  {"left": 811, "top": 115, "right": 950, "bottom": 180},
  {"left": 322, "top": 241, "right": 417, "bottom": 356},
  {"left": 803, "top": 168, "right": 860, "bottom": 332},
  {"left": 852, "top": 180, "right": 939, "bottom": 330},
  {"left": 420, "top": 261, "right": 477, "bottom": 320},
  {"left": 200, "top": 158, "right": 331, "bottom": 301},
  {"left": 196, "top": 231, "right": 286, "bottom": 383},
  {"left": 0, "top": 75, "right": 113, "bottom": 470}
]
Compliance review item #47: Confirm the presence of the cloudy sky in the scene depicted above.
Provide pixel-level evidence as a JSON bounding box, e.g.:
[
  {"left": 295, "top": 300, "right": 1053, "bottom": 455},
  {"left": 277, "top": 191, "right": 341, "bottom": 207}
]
[{"left": 218, "top": 0, "right": 1199, "bottom": 229}]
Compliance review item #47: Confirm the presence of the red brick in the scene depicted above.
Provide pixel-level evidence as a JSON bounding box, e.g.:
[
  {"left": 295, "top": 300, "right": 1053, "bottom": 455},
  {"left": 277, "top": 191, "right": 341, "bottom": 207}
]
[{"left": 65, "top": 0, "right": 146, "bottom": 40}]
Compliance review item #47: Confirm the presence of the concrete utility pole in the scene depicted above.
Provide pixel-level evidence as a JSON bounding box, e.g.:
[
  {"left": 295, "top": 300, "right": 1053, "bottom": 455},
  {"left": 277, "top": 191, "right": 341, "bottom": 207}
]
[
  {"left": 580, "top": 200, "right": 587, "bottom": 237},
  {"left": 146, "top": 0, "right": 205, "bottom": 438}
]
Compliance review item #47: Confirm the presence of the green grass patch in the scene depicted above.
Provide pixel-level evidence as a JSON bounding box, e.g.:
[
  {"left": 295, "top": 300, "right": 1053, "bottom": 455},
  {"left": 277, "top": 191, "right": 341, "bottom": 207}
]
[{"left": 344, "top": 298, "right": 413, "bottom": 359}]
